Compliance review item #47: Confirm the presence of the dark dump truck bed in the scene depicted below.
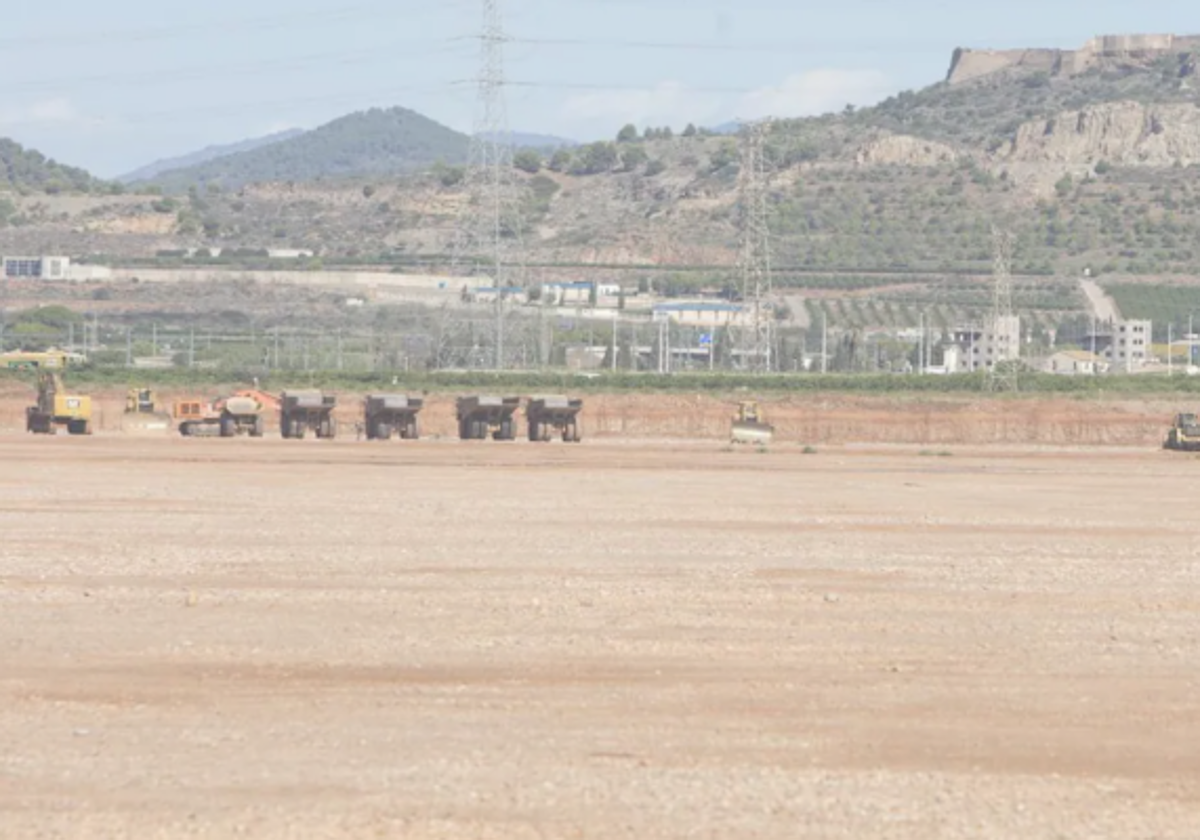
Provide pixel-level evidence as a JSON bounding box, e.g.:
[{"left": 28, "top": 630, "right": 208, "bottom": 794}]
[
  {"left": 526, "top": 395, "right": 583, "bottom": 443},
  {"left": 280, "top": 390, "right": 337, "bottom": 440},
  {"left": 456, "top": 395, "right": 520, "bottom": 441},
  {"left": 364, "top": 394, "right": 424, "bottom": 440}
]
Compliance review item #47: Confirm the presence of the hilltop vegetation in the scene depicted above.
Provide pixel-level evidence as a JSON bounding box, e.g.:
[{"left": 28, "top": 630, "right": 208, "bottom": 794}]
[
  {"left": 137, "top": 107, "right": 470, "bottom": 191},
  {"left": 0, "top": 137, "right": 112, "bottom": 197}
]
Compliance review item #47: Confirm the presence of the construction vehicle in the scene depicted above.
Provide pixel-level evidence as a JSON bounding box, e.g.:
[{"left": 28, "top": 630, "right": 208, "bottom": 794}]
[
  {"left": 731, "top": 400, "right": 774, "bottom": 445},
  {"left": 280, "top": 390, "right": 337, "bottom": 439},
  {"left": 125, "top": 388, "right": 157, "bottom": 414},
  {"left": 174, "top": 395, "right": 267, "bottom": 438},
  {"left": 122, "top": 387, "right": 171, "bottom": 433},
  {"left": 2, "top": 349, "right": 87, "bottom": 370},
  {"left": 526, "top": 396, "right": 583, "bottom": 443},
  {"left": 456, "top": 395, "right": 520, "bottom": 440},
  {"left": 363, "top": 394, "right": 423, "bottom": 440},
  {"left": 1164, "top": 413, "right": 1200, "bottom": 451},
  {"left": 26, "top": 371, "right": 92, "bottom": 435}
]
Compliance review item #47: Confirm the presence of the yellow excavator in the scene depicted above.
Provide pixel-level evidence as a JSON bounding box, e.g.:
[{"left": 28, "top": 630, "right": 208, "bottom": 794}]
[
  {"left": 26, "top": 371, "right": 92, "bottom": 435},
  {"left": 731, "top": 400, "right": 774, "bottom": 445}
]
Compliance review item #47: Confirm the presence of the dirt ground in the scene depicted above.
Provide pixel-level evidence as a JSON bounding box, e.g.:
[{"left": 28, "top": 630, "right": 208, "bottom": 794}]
[{"left": 2, "top": 436, "right": 1199, "bottom": 838}]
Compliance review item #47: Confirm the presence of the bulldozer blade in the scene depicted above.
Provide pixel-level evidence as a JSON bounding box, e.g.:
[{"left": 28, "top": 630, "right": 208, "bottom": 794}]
[{"left": 731, "top": 423, "right": 774, "bottom": 445}]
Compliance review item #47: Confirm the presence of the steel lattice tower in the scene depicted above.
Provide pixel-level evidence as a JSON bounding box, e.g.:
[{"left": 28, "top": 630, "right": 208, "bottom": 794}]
[
  {"left": 986, "top": 226, "right": 1019, "bottom": 391},
  {"left": 452, "top": 0, "right": 525, "bottom": 370},
  {"left": 736, "top": 118, "right": 774, "bottom": 372}
]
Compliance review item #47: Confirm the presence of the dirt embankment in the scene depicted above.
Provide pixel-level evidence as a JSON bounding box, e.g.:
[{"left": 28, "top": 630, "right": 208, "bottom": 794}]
[{"left": 0, "top": 383, "right": 1179, "bottom": 446}]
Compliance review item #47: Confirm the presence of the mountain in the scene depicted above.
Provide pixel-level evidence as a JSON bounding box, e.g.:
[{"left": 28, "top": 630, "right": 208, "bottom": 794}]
[
  {"left": 141, "top": 107, "right": 470, "bottom": 191},
  {"left": 7, "top": 33, "right": 1200, "bottom": 290},
  {"left": 119, "top": 129, "right": 304, "bottom": 184},
  {"left": 0, "top": 137, "right": 109, "bottom": 195}
]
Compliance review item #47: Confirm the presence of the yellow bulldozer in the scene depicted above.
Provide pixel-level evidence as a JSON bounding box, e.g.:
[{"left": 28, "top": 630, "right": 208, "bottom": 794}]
[
  {"left": 1163, "top": 413, "right": 1200, "bottom": 451},
  {"left": 731, "top": 400, "right": 774, "bottom": 445},
  {"left": 122, "top": 386, "right": 172, "bottom": 433},
  {"left": 26, "top": 371, "right": 92, "bottom": 435}
]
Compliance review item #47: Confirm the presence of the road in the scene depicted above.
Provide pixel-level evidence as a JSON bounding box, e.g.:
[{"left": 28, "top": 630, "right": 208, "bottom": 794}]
[{"left": 2, "top": 438, "right": 1199, "bottom": 838}]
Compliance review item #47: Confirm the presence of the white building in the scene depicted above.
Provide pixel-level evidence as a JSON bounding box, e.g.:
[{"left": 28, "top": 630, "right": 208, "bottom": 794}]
[
  {"left": 947, "top": 315, "right": 1021, "bottom": 372},
  {"left": 1045, "top": 349, "right": 1105, "bottom": 375},
  {"left": 3, "top": 255, "right": 70, "bottom": 280},
  {"left": 652, "top": 301, "right": 749, "bottom": 328}
]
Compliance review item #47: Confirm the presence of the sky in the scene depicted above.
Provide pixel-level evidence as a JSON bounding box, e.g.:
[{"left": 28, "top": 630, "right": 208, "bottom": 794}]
[{"left": 1, "top": 0, "right": 1197, "bottom": 178}]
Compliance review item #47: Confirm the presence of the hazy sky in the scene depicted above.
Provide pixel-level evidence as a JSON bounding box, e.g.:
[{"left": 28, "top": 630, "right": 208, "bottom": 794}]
[{"left": 1, "top": 0, "right": 1196, "bottom": 177}]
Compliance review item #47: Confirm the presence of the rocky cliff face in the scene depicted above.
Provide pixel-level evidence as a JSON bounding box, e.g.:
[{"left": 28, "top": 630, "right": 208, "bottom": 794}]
[
  {"left": 947, "top": 33, "right": 1200, "bottom": 85},
  {"left": 1002, "top": 101, "right": 1200, "bottom": 171}
]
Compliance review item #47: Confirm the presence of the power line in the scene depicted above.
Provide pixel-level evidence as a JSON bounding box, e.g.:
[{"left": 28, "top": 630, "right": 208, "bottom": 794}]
[
  {"left": 452, "top": 0, "right": 526, "bottom": 371},
  {"left": 0, "top": 2, "right": 475, "bottom": 51},
  {"left": 736, "top": 118, "right": 774, "bottom": 373},
  {"left": 4, "top": 41, "right": 473, "bottom": 95},
  {"left": 986, "top": 226, "right": 1019, "bottom": 392}
]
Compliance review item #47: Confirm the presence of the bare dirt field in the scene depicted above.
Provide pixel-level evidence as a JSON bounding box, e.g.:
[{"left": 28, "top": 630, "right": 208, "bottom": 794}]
[{"left": 2, "top": 436, "right": 1200, "bottom": 838}]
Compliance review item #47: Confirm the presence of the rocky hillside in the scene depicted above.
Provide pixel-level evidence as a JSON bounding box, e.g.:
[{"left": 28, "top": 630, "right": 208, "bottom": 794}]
[
  {"left": 0, "top": 137, "right": 111, "bottom": 198},
  {"left": 3, "top": 36, "right": 1200, "bottom": 281},
  {"left": 135, "top": 107, "right": 470, "bottom": 192}
]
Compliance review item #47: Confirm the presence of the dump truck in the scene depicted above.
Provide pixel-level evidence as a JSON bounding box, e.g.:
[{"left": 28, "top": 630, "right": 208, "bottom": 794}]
[
  {"left": 364, "top": 394, "right": 423, "bottom": 440},
  {"left": 731, "top": 400, "right": 774, "bottom": 445},
  {"left": 1164, "top": 412, "right": 1200, "bottom": 451},
  {"left": 526, "top": 396, "right": 583, "bottom": 442},
  {"left": 175, "top": 395, "right": 266, "bottom": 438},
  {"left": 26, "top": 371, "right": 92, "bottom": 435},
  {"left": 280, "top": 390, "right": 337, "bottom": 439},
  {"left": 457, "top": 395, "right": 520, "bottom": 440}
]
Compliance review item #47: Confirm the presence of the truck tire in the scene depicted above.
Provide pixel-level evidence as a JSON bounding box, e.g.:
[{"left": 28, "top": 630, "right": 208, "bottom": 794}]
[
  {"left": 404, "top": 419, "right": 418, "bottom": 440},
  {"left": 251, "top": 415, "right": 265, "bottom": 438},
  {"left": 67, "top": 419, "right": 85, "bottom": 436},
  {"left": 528, "top": 421, "right": 540, "bottom": 442},
  {"left": 498, "top": 419, "right": 514, "bottom": 441},
  {"left": 219, "top": 417, "right": 236, "bottom": 438},
  {"left": 471, "top": 419, "right": 486, "bottom": 440},
  {"left": 327, "top": 417, "right": 338, "bottom": 440}
]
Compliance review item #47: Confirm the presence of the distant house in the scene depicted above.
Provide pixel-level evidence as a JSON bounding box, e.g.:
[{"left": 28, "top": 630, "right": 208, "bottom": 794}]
[
  {"left": 652, "top": 301, "right": 748, "bottom": 327},
  {"left": 1045, "top": 349, "right": 1104, "bottom": 375},
  {"left": 466, "top": 285, "right": 526, "bottom": 304},
  {"left": 540, "top": 281, "right": 594, "bottom": 305},
  {"left": 267, "top": 249, "right": 315, "bottom": 259}
]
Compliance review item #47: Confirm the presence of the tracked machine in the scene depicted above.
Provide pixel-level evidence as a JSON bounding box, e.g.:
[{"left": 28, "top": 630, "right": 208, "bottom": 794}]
[
  {"left": 731, "top": 400, "right": 774, "bottom": 445},
  {"left": 1164, "top": 412, "right": 1200, "bottom": 451},
  {"left": 526, "top": 396, "right": 583, "bottom": 442},
  {"left": 175, "top": 395, "right": 266, "bottom": 438},
  {"left": 363, "top": 394, "right": 423, "bottom": 440},
  {"left": 280, "top": 390, "right": 337, "bottom": 440},
  {"left": 26, "top": 371, "right": 92, "bottom": 435},
  {"left": 456, "top": 395, "right": 520, "bottom": 441}
]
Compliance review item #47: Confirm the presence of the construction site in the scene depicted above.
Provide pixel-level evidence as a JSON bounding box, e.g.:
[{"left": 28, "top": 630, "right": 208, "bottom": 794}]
[{"left": 3, "top": 423, "right": 1200, "bottom": 838}]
